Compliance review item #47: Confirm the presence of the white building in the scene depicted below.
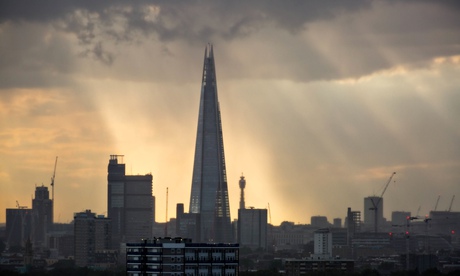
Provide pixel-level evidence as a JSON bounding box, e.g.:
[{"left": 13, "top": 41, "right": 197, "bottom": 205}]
[{"left": 312, "top": 228, "right": 332, "bottom": 260}]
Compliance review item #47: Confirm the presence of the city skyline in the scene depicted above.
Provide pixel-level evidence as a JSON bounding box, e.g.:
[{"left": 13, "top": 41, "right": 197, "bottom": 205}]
[{"left": 1, "top": 1, "right": 460, "bottom": 225}]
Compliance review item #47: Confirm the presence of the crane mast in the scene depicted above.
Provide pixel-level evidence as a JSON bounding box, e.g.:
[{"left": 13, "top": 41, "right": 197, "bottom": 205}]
[
  {"left": 434, "top": 195, "right": 440, "bottom": 211},
  {"left": 51, "top": 156, "right": 58, "bottom": 223},
  {"left": 370, "top": 172, "right": 396, "bottom": 233},
  {"left": 448, "top": 195, "right": 455, "bottom": 212}
]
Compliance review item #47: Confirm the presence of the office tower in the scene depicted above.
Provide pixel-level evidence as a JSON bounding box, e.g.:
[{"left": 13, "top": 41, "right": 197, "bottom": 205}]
[
  {"left": 107, "top": 155, "right": 154, "bottom": 245},
  {"left": 5, "top": 208, "right": 32, "bottom": 248},
  {"left": 238, "top": 208, "right": 268, "bottom": 249},
  {"left": 32, "top": 185, "right": 53, "bottom": 247},
  {"left": 74, "top": 210, "right": 111, "bottom": 267},
  {"left": 126, "top": 237, "right": 239, "bottom": 276},
  {"left": 239, "top": 175, "right": 246, "bottom": 210},
  {"left": 189, "top": 45, "right": 232, "bottom": 243},
  {"left": 364, "top": 196, "right": 384, "bottom": 232}
]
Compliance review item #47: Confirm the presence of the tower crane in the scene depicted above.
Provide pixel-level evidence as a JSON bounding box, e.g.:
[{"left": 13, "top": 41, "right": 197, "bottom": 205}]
[
  {"left": 369, "top": 172, "right": 396, "bottom": 233},
  {"left": 51, "top": 156, "right": 58, "bottom": 223},
  {"left": 448, "top": 195, "right": 455, "bottom": 212},
  {"left": 434, "top": 195, "right": 441, "bottom": 211}
]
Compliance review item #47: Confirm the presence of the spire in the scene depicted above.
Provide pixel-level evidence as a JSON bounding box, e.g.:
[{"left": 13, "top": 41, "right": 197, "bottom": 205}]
[{"left": 189, "top": 45, "right": 232, "bottom": 243}]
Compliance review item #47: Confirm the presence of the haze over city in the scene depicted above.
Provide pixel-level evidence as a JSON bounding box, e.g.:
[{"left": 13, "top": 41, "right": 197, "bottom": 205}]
[{"left": 1, "top": 1, "right": 459, "bottom": 226}]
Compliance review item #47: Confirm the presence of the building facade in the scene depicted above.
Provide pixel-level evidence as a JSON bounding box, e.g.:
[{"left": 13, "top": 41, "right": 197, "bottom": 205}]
[
  {"left": 126, "top": 237, "right": 239, "bottom": 276},
  {"left": 74, "top": 210, "right": 112, "bottom": 267},
  {"left": 189, "top": 45, "right": 232, "bottom": 243},
  {"left": 313, "top": 228, "right": 332, "bottom": 259},
  {"left": 107, "top": 155, "right": 154, "bottom": 245},
  {"left": 238, "top": 208, "right": 267, "bottom": 250}
]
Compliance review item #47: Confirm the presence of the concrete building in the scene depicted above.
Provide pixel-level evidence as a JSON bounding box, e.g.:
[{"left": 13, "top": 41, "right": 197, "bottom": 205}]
[
  {"left": 189, "top": 45, "right": 232, "bottom": 243},
  {"left": 313, "top": 228, "right": 332, "bottom": 259},
  {"left": 126, "top": 237, "right": 239, "bottom": 275},
  {"left": 107, "top": 155, "right": 154, "bottom": 245},
  {"left": 238, "top": 208, "right": 267, "bottom": 250},
  {"left": 74, "top": 210, "right": 112, "bottom": 267}
]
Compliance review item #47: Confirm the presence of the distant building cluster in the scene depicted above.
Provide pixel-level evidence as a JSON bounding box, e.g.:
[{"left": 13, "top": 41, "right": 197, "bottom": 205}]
[{"left": 2, "top": 45, "right": 460, "bottom": 276}]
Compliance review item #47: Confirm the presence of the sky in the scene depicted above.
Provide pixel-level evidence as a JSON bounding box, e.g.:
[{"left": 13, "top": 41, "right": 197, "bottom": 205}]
[{"left": 1, "top": 0, "right": 459, "bottom": 225}]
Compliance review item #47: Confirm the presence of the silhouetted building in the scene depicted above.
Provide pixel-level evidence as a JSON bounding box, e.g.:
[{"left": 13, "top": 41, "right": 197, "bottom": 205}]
[
  {"left": 5, "top": 208, "right": 32, "bottom": 248},
  {"left": 74, "top": 210, "right": 111, "bottom": 267},
  {"left": 239, "top": 175, "right": 246, "bottom": 210},
  {"left": 176, "top": 203, "right": 200, "bottom": 242},
  {"left": 364, "top": 196, "right": 384, "bottom": 232},
  {"left": 333, "top": 218, "right": 342, "bottom": 228},
  {"left": 392, "top": 211, "right": 411, "bottom": 227},
  {"left": 311, "top": 216, "right": 330, "bottom": 228},
  {"left": 107, "top": 155, "right": 154, "bottom": 245},
  {"left": 238, "top": 208, "right": 267, "bottom": 249},
  {"left": 32, "top": 185, "right": 53, "bottom": 248},
  {"left": 346, "top": 207, "right": 361, "bottom": 246},
  {"left": 126, "top": 237, "right": 239, "bottom": 275},
  {"left": 189, "top": 45, "right": 232, "bottom": 243}
]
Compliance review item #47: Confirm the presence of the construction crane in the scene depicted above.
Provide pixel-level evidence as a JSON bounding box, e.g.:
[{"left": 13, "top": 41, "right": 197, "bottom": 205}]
[
  {"left": 448, "top": 195, "right": 455, "bottom": 212},
  {"left": 164, "top": 187, "right": 169, "bottom": 237},
  {"left": 50, "top": 156, "right": 58, "bottom": 223},
  {"left": 434, "top": 195, "right": 441, "bottom": 211},
  {"left": 268, "top": 203, "right": 272, "bottom": 225},
  {"left": 16, "top": 200, "right": 27, "bottom": 209},
  {"left": 369, "top": 172, "right": 396, "bottom": 233}
]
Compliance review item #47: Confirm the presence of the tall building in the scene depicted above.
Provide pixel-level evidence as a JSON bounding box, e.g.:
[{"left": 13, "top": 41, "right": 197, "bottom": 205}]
[
  {"left": 74, "top": 210, "right": 111, "bottom": 267},
  {"left": 126, "top": 237, "right": 239, "bottom": 276},
  {"left": 32, "top": 185, "right": 53, "bottom": 247},
  {"left": 107, "top": 155, "right": 154, "bottom": 245},
  {"left": 313, "top": 228, "right": 333, "bottom": 259},
  {"left": 239, "top": 175, "right": 246, "bottom": 210},
  {"left": 189, "top": 45, "right": 232, "bottom": 243},
  {"left": 5, "top": 208, "right": 32, "bottom": 248},
  {"left": 238, "top": 208, "right": 268, "bottom": 249},
  {"left": 364, "top": 196, "right": 384, "bottom": 232}
]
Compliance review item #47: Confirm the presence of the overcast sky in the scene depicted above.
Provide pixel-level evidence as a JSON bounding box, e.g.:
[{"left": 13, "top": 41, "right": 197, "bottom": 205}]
[{"left": 1, "top": 0, "right": 459, "bottom": 225}]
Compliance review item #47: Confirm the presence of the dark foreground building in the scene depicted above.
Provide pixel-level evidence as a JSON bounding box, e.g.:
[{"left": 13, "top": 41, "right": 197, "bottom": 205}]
[
  {"left": 189, "top": 45, "right": 232, "bottom": 243},
  {"left": 126, "top": 237, "right": 239, "bottom": 276}
]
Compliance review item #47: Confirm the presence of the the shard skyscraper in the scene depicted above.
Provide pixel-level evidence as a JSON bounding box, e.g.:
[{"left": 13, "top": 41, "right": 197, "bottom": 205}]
[{"left": 189, "top": 44, "right": 232, "bottom": 243}]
